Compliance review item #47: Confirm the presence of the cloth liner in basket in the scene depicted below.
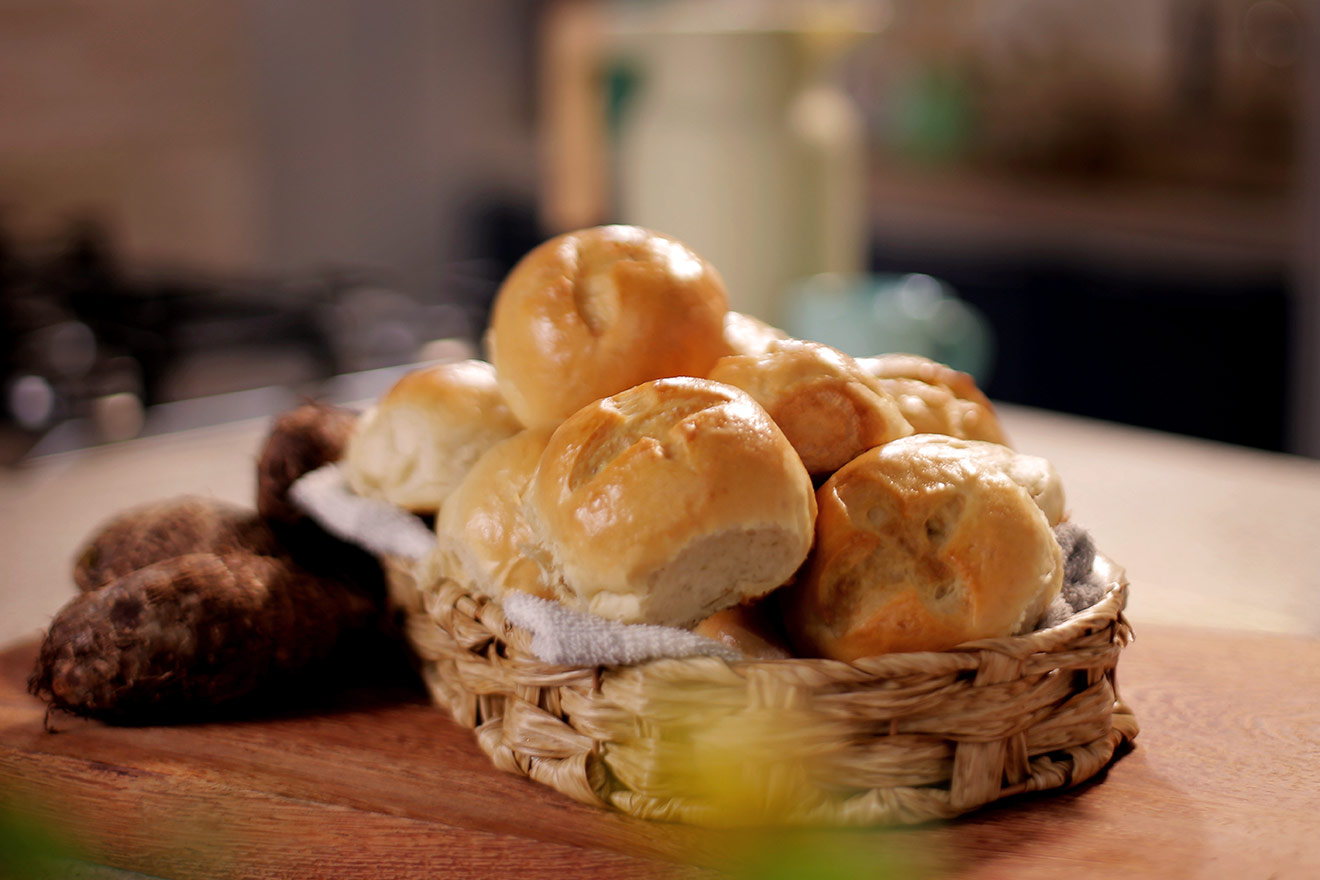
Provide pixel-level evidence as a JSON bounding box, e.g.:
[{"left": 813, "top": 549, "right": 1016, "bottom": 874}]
[{"left": 294, "top": 464, "right": 1139, "bottom": 826}]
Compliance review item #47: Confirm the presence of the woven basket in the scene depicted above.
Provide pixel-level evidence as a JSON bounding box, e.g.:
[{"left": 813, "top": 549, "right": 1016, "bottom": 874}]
[{"left": 385, "top": 553, "right": 1138, "bottom": 827}]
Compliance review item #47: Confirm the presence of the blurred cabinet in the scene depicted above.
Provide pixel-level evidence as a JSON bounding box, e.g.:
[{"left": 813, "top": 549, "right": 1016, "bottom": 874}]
[{"left": 854, "top": 0, "right": 1308, "bottom": 453}]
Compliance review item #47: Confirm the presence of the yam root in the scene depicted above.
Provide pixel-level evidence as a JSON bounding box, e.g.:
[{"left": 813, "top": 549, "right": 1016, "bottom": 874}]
[
  {"left": 73, "top": 497, "right": 282, "bottom": 592},
  {"left": 30, "top": 553, "right": 378, "bottom": 720},
  {"left": 32, "top": 402, "right": 392, "bottom": 721},
  {"left": 253, "top": 402, "right": 385, "bottom": 596},
  {"left": 257, "top": 402, "right": 358, "bottom": 526}
]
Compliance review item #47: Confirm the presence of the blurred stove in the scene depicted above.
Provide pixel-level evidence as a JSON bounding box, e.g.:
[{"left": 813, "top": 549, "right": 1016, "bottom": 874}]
[{"left": 0, "top": 219, "right": 496, "bottom": 462}]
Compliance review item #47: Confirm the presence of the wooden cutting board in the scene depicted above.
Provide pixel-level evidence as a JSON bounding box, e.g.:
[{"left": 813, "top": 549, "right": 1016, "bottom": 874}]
[{"left": 1, "top": 624, "right": 1317, "bottom": 880}]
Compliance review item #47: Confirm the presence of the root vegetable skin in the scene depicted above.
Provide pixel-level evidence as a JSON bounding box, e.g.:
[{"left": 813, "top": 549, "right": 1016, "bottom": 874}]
[
  {"left": 31, "top": 553, "right": 377, "bottom": 719},
  {"left": 253, "top": 402, "right": 386, "bottom": 596},
  {"left": 73, "top": 497, "right": 281, "bottom": 592},
  {"left": 257, "top": 402, "right": 359, "bottom": 526},
  {"left": 33, "top": 404, "right": 383, "bottom": 722}
]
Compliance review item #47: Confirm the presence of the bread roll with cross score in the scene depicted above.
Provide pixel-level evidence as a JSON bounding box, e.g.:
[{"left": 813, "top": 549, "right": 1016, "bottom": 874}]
[
  {"left": 784, "top": 434, "right": 1066, "bottom": 661},
  {"left": 486, "top": 224, "right": 730, "bottom": 431},
  {"left": 524, "top": 377, "right": 817, "bottom": 628},
  {"left": 334, "top": 224, "right": 1077, "bottom": 661},
  {"left": 855, "top": 352, "right": 1010, "bottom": 446},
  {"left": 707, "top": 338, "right": 915, "bottom": 476}
]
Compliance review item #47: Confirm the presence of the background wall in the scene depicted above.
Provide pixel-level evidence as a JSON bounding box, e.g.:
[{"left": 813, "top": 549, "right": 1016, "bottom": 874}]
[
  {"left": 1, "top": 0, "right": 1315, "bottom": 458},
  {"left": 0, "top": 1, "right": 263, "bottom": 271}
]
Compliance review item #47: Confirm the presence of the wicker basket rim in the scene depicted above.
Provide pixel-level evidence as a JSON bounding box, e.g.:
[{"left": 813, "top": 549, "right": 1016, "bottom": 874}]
[{"left": 456, "top": 551, "right": 1129, "bottom": 677}]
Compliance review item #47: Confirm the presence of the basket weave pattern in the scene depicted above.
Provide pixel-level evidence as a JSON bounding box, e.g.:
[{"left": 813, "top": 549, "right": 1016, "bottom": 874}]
[{"left": 386, "top": 556, "right": 1138, "bottom": 826}]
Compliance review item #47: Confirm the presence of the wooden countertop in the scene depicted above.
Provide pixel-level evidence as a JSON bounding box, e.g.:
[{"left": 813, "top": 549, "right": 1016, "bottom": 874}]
[
  {"left": 2, "top": 625, "right": 1316, "bottom": 879},
  {"left": 2, "top": 402, "right": 1318, "bottom": 877}
]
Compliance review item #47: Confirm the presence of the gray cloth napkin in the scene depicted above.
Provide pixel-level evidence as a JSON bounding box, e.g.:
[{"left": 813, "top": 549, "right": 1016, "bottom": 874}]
[
  {"left": 289, "top": 464, "right": 738, "bottom": 665},
  {"left": 1041, "top": 522, "right": 1110, "bottom": 628},
  {"left": 502, "top": 592, "right": 741, "bottom": 666},
  {"left": 290, "top": 466, "right": 1107, "bottom": 665},
  {"left": 289, "top": 464, "right": 437, "bottom": 561}
]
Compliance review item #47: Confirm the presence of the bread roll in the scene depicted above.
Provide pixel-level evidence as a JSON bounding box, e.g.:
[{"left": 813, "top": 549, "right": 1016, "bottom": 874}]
[
  {"left": 527, "top": 377, "right": 816, "bottom": 627},
  {"left": 722, "top": 309, "right": 788, "bottom": 357},
  {"left": 693, "top": 602, "right": 792, "bottom": 660},
  {"left": 708, "top": 339, "right": 913, "bottom": 475},
  {"left": 342, "top": 360, "right": 522, "bottom": 513},
  {"left": 487, "top": 225, "right": 730, "bottom": 430},
  {"left": 969, "top": 440, "right": 1066, "bottom": 526},
  {"left": 786, "top": 435, "right": 1063, "bottom": 660},
  {"left": 856, "top": 353, "right": 1008, "bottom": 445},
  {"left": 433, "top": 428, "right": 556, "bottom": 601}
]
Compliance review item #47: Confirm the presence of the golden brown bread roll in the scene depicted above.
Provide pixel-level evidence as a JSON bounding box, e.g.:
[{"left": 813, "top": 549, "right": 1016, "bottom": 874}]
[
  {"left": 486, "top": 225, "right": 730, "bottom": 430},
  {"left": 721, "top": 309, "right": 788, "bottom": 357},
  {"left": 342, "top": 360, "right": 522, "bottom": 513},
  {"left": 855, "top": 353, "right": 1008, "bottom": 445},
  {"left": 785, "top": 435, "right": 1063, "bottom": 660},
  {"left": 432, "top": 428, "right": 557, "bottom": 601},
  {"left": 527, "top": 377, "right": 817, "bottom": 627},
  {"left": 708, "top": 339, "right": 913, "bottom": 475},
  {"left": 970, "top": 440, "right": 1066, "bottom": 526},
  {"left": 693, "top": 602, "right": 792, "bottom": 660}
]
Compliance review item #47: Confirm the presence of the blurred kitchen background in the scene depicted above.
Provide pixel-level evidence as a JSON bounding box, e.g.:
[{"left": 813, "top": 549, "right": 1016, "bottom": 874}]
[{"left": 1, "top": 0, "right": 1316, "bottom": 463}]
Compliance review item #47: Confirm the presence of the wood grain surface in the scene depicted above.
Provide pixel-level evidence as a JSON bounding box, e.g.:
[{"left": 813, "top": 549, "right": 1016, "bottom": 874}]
[{"left": 2, "top": 625, "right": 1317, "bottom": 879}]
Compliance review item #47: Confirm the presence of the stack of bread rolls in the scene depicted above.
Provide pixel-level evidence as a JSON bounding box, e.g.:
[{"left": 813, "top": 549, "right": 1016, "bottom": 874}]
[{"left": 341, "top": 224, "right": 1069, "bottom": 661}]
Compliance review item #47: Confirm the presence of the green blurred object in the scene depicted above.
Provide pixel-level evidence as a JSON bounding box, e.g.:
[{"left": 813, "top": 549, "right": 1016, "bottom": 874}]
[
  {"left": 891, "top": 65, "right": 974, "bottom": 163},
  {"left": 729, "top": 833, "right": 917, "bottom": 880},
  {"left": 0, "top": 801, "right": 79, "bottom": 879},
  {"left": 784, "top": 272, "right": 995, "bottom": 383},
  {"left": 603, "top": 58, "right": 643, "bottom": 139}
]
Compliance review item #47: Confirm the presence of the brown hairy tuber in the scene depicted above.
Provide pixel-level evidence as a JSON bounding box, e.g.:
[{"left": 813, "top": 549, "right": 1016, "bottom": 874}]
[
  {"left": 31, "top": 552, "right": 378, "bottom": 720},
  {"left": 253, "top": 401, "right": 386, "bottom": 595},
  {"left": 257, "top": 402, "right": 359, "bottom": 527},
  {"left": 31, "top": 402, "right": 394, "bottom": 721},
  {"left": 73, "top": 496, "right": 282, "bottom": 592}
]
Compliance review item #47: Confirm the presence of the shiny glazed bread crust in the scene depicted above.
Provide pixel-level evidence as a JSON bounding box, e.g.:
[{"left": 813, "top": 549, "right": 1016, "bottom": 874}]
[
  {"left": 708, "top": 339, "right": 914, "bottom": 475},
  {"left": 787, "top": 435, "right": 1064, "bottom": 660},
  {"left": 527, "top": 377, "right": 817, "bottom": 627},
  {"left": 720, "top": 309, "right": 788, "bottom": 357},
  {"left": 342, "top": 360, "right": 522, "bottom": 513},
  {"left": 856, "top": 353, "right": 1009, "bottom": 445},
  {"left": 432, "top": 427, "right": 557, "bottom": 601},
  {"left": 486, "top": 225, "right": 730, "bottom": 430}
]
